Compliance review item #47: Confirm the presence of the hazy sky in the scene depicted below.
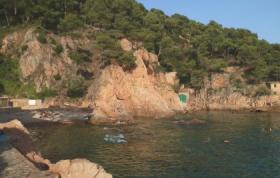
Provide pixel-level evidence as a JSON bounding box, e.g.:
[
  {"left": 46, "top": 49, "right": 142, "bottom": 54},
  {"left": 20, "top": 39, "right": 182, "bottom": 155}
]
[{"left": 137, "top": 0, "right": 280, "bottom": 44}]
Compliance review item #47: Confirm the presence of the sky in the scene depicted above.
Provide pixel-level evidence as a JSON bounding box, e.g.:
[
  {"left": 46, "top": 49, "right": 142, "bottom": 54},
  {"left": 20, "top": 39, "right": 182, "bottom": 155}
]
[{"left": 137, "top": 0, "right": 280, "bottom": 44}]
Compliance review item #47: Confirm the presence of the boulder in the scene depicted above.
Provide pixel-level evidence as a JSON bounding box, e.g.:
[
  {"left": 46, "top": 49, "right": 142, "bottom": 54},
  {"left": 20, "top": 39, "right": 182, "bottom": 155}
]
[
  {"left": 173, "top": 119, "right": 206, "bottom": 125},
  {"left": 49, "top": 159, "right": 113, "bottom": 178},
  {"left": 186, "top": 119, "right": 206, "bottom": 125},
  {"left": 120, "top": 38, "right": 133, "bottom": 51},
  {"left": 0, "top": 119, "right": 30, "bottom": 134}
]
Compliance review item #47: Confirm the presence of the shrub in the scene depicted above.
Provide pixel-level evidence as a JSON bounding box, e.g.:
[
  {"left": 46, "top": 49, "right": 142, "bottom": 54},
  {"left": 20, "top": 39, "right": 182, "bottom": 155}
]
[
  {"left": 95, "top": 32, "right": 136, "bottom": 71},
  {"left": 154, "top": 65, "right": 167, "bottom": 74},
  {"left": 116, "top": 52, "right": 136, "bottom": 71},
  {"left": 67, "top": 79, "right": 86, "bottom": 98},
  {"left": 95, "top": 33, "right": 120, "bottom": 50},
  {"left": 67, "top": 86, "right": 86, "bottom": 98},
  {"left": 53, "top": 44, "right": 63, "bottom": 55},
  {"left": 231, "top": 78, "right": 245, "bottom": 89},
  {"left": 37, "top": 31, "right": 47, "bottom": 44},
  {"left": 37, "top": 88, "right": 58, "bottom": 99},
  {"left": 190, "top": 70, "right": 206, "bottom": 89},
  {"left": 58, "top": 14, "right": 83, "bottom": 33},
  {"left": 69, "top": 48, "right": 92, "bottom": 64},
  {"left": 50, "top": 37, "right": 57, "bottom": 45},
  {"left": 0, "top": 82, "right": 4, "bottom": 95},
  {"left": 21, "top": 45, "right": 28, "bottom": 52},
  {"left": 254, "top": 85, "right": 270, "bottom": 97},
  {"left": 0, "top": 55, "right": 22, "bottom": 96},
  {"left": 54, "top": 74, "right": 61, "bottom": 81}
]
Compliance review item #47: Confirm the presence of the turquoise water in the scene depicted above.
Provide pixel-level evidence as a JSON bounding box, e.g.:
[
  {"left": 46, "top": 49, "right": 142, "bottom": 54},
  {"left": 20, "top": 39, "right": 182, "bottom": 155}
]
[{"left": 29, "top": 112, "right": 280, "bottom": 178}]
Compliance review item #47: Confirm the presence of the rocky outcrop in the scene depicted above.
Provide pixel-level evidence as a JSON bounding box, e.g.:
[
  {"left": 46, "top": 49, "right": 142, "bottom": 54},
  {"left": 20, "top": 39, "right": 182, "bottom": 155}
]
[
  {"left": 186, "top": 72, "right": 280, "bottom": 112},
  {"left": 0, "top": 120, "right": 113, "bottom": 178},
  {"left": 210, "top": 73, "right": 230, "bottom": 89},
  {"left": 49, "top": 159, "right": 112, "bottom": 178},
  {"left": 0, "top": 144, "right": 56, "bottom": 178},
  {"left": 87, "top": 47, "right": 183, "bottom": 123},
  {"left": 120, "top": 38, "right": 133, "bottom": 52},
  {"left": 0, "top": 119, "right": 30, "bottom": 134},
  {"left": 0, "top": 28, "right": 93, "bottom": 92}
]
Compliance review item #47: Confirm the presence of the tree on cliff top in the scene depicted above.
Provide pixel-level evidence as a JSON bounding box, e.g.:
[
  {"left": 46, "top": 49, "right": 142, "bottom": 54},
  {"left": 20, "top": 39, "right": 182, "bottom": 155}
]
[{"left": 0, "top": 0, "right": 279, "bottom": 90}]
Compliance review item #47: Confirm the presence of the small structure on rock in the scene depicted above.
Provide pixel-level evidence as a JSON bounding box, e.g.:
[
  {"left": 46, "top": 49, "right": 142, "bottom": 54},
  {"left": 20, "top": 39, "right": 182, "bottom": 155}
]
[
  {"left": 11, "top": 98, "right": 43, "bottom": 109},
  {"left": 269, "top": 82, "right": 280, "bottom": 95},
  {"left": 0, "top": 96, "right": 9, "bottom": 108},
  {"left": 178, "top": 87, "right": 194, "bottom": 107}
]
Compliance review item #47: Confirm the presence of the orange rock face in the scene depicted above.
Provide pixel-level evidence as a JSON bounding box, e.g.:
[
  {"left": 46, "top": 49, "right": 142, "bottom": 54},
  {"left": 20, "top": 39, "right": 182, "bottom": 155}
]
[{"left": 87, "top": 48, "right": 184, "bottom": 122}]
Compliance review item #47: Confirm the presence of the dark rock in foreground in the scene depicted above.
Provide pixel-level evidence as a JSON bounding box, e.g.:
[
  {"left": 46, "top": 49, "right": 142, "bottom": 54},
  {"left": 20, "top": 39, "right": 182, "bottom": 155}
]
[{"left": 0, "top": 120, "right": 113, "bottom": 178}]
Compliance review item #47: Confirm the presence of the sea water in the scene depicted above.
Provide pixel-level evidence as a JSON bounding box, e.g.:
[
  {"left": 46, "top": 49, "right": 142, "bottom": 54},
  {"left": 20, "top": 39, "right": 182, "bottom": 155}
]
[{"left": 29, "top": 111, "right": 280, "bottom": 178}]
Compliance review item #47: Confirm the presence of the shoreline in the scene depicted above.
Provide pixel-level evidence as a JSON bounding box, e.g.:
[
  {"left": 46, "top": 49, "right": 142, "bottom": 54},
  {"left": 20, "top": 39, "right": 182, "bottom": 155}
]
[
  {"left": 1, "top": 105, "right": 279, "bottom": 126},
  {"left": 0, "top": 119, "right": 113, "bottom": 178}
]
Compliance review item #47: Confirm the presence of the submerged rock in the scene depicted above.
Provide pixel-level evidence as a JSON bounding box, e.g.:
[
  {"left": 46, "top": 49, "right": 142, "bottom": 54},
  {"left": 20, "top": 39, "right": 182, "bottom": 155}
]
[
  {"left": 223, "top": 140, "right": 231, "bottom": 144},
  {"left": 104, "top": 134, "right": 127, "bottom": 144},
  {"left": 186, "top": 119, "right": 206, "bottom": 125},
  {"left": 49, "top": 159, "right": 112, "bottom": 178},
  {"left": 173, "top": 119, "right": 206, "bottom": 125}
]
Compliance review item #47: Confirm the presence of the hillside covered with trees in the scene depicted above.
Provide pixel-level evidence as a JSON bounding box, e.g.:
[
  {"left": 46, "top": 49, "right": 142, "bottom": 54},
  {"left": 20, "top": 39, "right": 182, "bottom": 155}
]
[{"left": 0, "top": 0, "right": 279, "bottom": 97}]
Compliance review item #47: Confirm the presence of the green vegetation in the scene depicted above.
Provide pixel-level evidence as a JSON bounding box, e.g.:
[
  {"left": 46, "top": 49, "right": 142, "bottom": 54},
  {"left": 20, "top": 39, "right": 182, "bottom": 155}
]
[
  {"left": 94, "top": 32, "right": 136, "bottom": 70},
  {"left": 0, "top": 54, "right": 56, "bottom": 98},
  {"left": 53, "top": 44, "right": 64, "bottom": 55},
  {"left": 67, "top": 79, "right": 86, "bottom": 98},
  {"left": 58, "top": 14, "right": 83, "bottom": 33},
  {"left": 0, "top": 54, "right": 22, "bottom": 96},
  {"left": 0, "top": 82, "right": 4, "bottom": 95},
  {"left": 254, "top": 85, "right": 271, "bottom": 97},
  {"left": 0, "top": 0, "right": 279, "bottom": 93},
  {"left": 21, "top": 45, "right": 28, "bottom": 52},
  {"left": 69, "top": 48, "right": 92, "bottom": 64},
  {"left": 54, "top": 74, "right": 61, "bottom": 81},
  {"left": 37, "top": 31, "right": 47, "bottom": 44},
  {"left": 37, "top": 88, "right": 58, "bottom": 99}
]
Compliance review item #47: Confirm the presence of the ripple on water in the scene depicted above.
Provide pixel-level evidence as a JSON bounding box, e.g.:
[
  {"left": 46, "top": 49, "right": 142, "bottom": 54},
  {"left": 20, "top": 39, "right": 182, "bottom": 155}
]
[{"left": 28, "top": 111, "right": 280, "bottom": 178}]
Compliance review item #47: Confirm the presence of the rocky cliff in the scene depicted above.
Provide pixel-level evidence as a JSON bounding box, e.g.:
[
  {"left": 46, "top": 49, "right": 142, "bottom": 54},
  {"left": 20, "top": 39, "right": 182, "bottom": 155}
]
[
  {"left": 186, "top": 67, "right": 280, "bottom": 112},
  {"left": 87, "top": 45, "right": 183, "bottom": 122},
  {"left": 0, "top": 27, "right": 184, "bottom": 120}
]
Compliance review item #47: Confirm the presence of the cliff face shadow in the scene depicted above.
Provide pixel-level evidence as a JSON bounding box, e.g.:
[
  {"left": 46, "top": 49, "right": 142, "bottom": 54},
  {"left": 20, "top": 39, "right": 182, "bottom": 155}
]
[
  {"left": 0, "top": 141, "right": 9, "bottom": 176},
  {"left": 0, "top": 143, "right": 9, "bottom": 177}
]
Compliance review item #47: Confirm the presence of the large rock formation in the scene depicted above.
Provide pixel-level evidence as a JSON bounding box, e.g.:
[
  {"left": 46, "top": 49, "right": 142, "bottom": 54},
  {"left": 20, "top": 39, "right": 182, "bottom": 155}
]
[
  {"left": 87, "top": 47, "right": 183, "bottom": 123},
  {"left": 1, "top": 28, "right": 183, "bottom": 120}
]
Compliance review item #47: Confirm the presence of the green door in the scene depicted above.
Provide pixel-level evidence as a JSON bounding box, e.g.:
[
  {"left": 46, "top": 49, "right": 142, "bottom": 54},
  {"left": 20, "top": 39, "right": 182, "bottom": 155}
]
[{"left": 179, "top": 94, "right": 187, "bottom": 103}]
